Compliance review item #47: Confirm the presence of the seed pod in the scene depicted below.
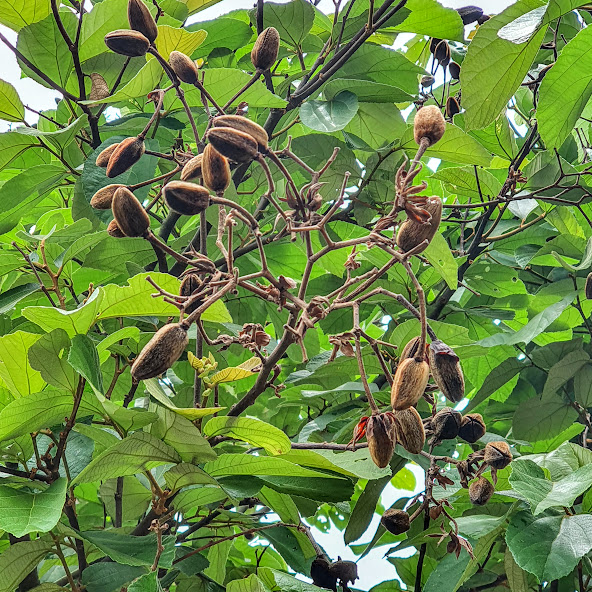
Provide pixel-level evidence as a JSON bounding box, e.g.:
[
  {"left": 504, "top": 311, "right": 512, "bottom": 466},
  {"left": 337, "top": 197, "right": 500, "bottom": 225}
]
[
  {"left": 366, "top": 413, "right": 396, "bottom": 469},
  {"left": 421, "top": 74, "right": 435, "bottom": 88},
  {"left": 433, "top": 40, "right": 451, "bottom": 67},
  {"left": 111, "top": 186, "right": 150, "bottom": 237},
  {"left": 310, "top": 557, "right": 337, "bottom": 592},
  {"left": 180, "top": 154, "right": 203, "bottom": 182},
  {"left": 394, "top": 407, "right": 425, "bottom": 454},
  {"left": 396, "top": 197, "right": 442, "bottom": 254},
  {"left": 107, "top": 219, "right": 125, "bottom": 238},
  {"left": 128, "top": 0, "right": 158, "bottom": 43},
  {"left": 414, "top": 105, "right": 446, "bottom": 146},
  {"left": 391, "top": 357, "right": 430, "bottom": 410},
  {"left": 381, "top": 509, "right": 410, "bottom": 535},
  {"left": 180, "top": 273, "right": 202, "bottom": 315},
  {"left": 206, "top": 127, "right": 258, "bottom": 164},
  {"left": 448, "top": 61, "right": 461, "bottom": 80},
  {"left": 96, "top": 143, "right": 119, "bottom": 168},
  {"left": 456, "top": 5, "right": 483, "bottom": 25},
  {"left": 89, "top": 73, "right": 110, "bottom": 101},
  {"left": 169, "top": 51, "right": 199, "bottom": 85},
  {"left": 484, "top": 441, "right": 512, "bottom": 470},
  {"left": 202, "top": 143, "right": 231, "bottom": 193},
  {"left": 329, "top": 560, "right": 358, "bottom": 586},
  {"left": 90, "top": 184, "right": 125, "bottom": 210},
  {"left": 400, "top": 336, "right": 422, "bottom": 361},
  {"left": 469, "top": 476, "right": 494, "bottom": 506},
  {"left": 104, "top": 29, "right": 150, "bottom": 57},
  {"left": 429, "top": 38, "right": 442, "bottom": 54},
  {"left": 431, "top": 407, "right": 462, "bottom": 441},
  {"left": 213, "top": 115, "right": 269, "bottom": 150},
  {"left": 131, "top": 323, "right": 189, "bottom": 380},
  {"left": 429, "top": 505, "right": 442, "bottom": 520},
  {"left": 163, "top": 181, "right": 210, "bottom": 216},
  {"left": 477, "top": 14, "right": 490, "bottom": 25},
  {"left": 106, "top": 136, "right": 145, "bottom": 178},
  {"left": 428, "top": 339, "right": 464, "bottom": 403},
  {"left": 446, "top": 96, "right": 460, "bottom": 118},
  {"left": 251, "top": 27, "right": 280, "bottom": 71},
  {"left": 586, "top": 272, "right": 592, "bottom": 299},
  {"left": 458, "top": 413, "right": 486, "bottom": 443}
]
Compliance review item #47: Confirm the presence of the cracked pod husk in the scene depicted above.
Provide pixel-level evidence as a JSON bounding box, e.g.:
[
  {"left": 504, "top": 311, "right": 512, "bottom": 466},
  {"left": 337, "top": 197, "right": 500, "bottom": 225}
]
[
  {"left": 163, "top": 181, "right": 210, "bottom": 216},
  {"left": 107, "top": 219, "right": 125, "bottom": 238},
  {"left": 104, "top": 29, "right": 150, "bottom": 57},
  {"left": 446, "top": 96, "right": 460, "bottom": 118},
  {"left": 397, "top": 196, "right": 442, "bottom": 254},
  {"left": 310, "top": 557, "right": 337, "bottom": 591},
  {"left": 413, "top": 105, "right": 446, "bottom": 146},
  {"left": 96, "top": 143, "right": 119, "bottom": 167},
  {"left": 180, "top": 273, "right": 202, "bottom": 314},
  {"left": 431, "top": 406, "right": 462, "bottom": 440},
  {"left": 213, "top": 115, "right": 269, "bottom": 150},
  {"left": 381, "top": 508, "right": 410, "bottom": 535},
  {"left": 112, "top": 187, "right": 150, "bottom": 237},
  {"left": 484, "top": 441, "right": 512, "bottom": 469},
  {"left": 428, "top": 339, "right": 464, "bottom": 403},
  {"left": 390, "top": 357, "right": 430, "bottom": 410},
  {"left": 180, "top": 154, "right": 203, "bottom": 182},
  {"left": 328, "top": 559, "right": 358, "bottom": 586},
  {"left": 366, "top": 413, "right": 396, "bottom": 469},
  {"left": 469, "top": 476, "right": 494, "bottom": 506},
  {"left": 89, "top": 73, "right": 110, "bottom": 101},
  {"left": 586, "top": 272, "right": 592, "bottom": 299},
  {"left": 400, "top": 336, "right": 422, "bottom": 361},
  {"left": 394, "top": 407, "right": 425, "bottom": 454},
  {"left": 127, "top": 0, "right": 158, "bottom": 43},
  {"left": 456, "top": 5, "right": 483, "bottom": 24},
  {"left": 106, "top": 136, "right": 145, "bottom": 178},
  {"left": 90, "top": 184, "right": 125, "bottom": 210},
  {"left": 206, "top": 127, "right": 258, "bottom": 164},
  {"left": 131, "top": 323, "right": 189, "bottom": 380},
  {"left": 202, "top": 143, "right": 231, "bottom": 193},
  {"left": 458, "top": 413, "right": 486, "bottom": 443},
  {"left": 169, "top": 51, "right": 199, "bottom": 85},
  {"left": 251, "top": 27, "right": 280, "bottom": 71}
]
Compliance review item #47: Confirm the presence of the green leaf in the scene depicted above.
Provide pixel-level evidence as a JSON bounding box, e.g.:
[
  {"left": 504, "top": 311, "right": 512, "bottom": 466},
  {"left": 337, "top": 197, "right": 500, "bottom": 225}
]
[
  {"left": 0, "top": 0, "right": 50, "bottom": 31},
  {"left": 513, "top": 394, "right": 578, "bottom": 441},
  {"left": 96, "top": 327, "right": 140, "bottom": 364},
  {"left": 542, "top": 350, "right": 590, "bottom": 397},
  {"left": 68, "top": 334, "right": 103, "bottom": 394},
  {"left": 324, "top": 79, "right": 414, "bottom": 104},
  {"left": 391, "top": 0, "right": 464, "bottom": 40},
  {"left": 128, "top": 572, "right": 159, "bottom": 592},
  {"left": 174, "top": 486, "right": 227, "bottom": 513},
  {"left": 258, "top": 486, "right": 300, "bottom": 524},
  {"left": 465, "top": 262, "right": 527, "bottom": 298},
  {"left": 0, "top": 283, "right": 39, "bottom": 316},
  {"left": 163, "top": 463, "right": 218, "bottom": 491},
  {"left": 151, "top": 24, "right": 207, "bottom": 59},
  {"left": 203, "top": 416, "right": 291, "bottom": 455},
  {"left": 505, "top": 548, "right": 530, "bottom": 592},
  {"left": 0, "top": 331, "right": 45, "bottom": 397},
  {"left": 0, "top": 79, "right": 24, "bottom": 122},
  {"left": 29, "top": 329, "right": 77, "bottom": 392},
  {"left": 423, "top": 232, "right": 458, "bottom": 290},
  {"left": 574, "top": 364, "right": 592, "bottom": 407},
  {"left": 300, "top": 91, "right": 358, "bottom": 133},
  {"left": 227, "top": 574, "right": 267, "bottom": 592},
  {"left": 260, "top": 0, "right": 315, "bottom": 46},
  {"left": 0, "top": 130, "right": 38, "bottom": 172},
  {"left": 0, "top": 539, "right": 53, "bottom": 592},
  {"left": 430, "top": 166, "right": 502, "bottom": 201},
  {"left": 208, "top": 359, "right": 259, "bottom": 384},
  {"left": 81, "top": 564, "right": 148, "bottom": 592},
  {"left": 466, "top": 358, "right": 524, "bottom": 411},
  {"left": 78, "top": 0, "right": 129, "bottom": 61},
  {"left": 100, "top": 476, "right": 152, "bottom": 523}
]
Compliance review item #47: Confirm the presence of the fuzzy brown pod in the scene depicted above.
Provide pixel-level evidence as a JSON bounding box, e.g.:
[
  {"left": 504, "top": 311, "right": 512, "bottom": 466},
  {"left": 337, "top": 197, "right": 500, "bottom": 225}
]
[
  {"left": 180, "top": 273, "right": 202, "bottom": 314},
  {"left": 202, "top": 143, "right": 231, "bottom": 193},
  {"left": 111, "top": 186, "right": 150, "bottom": 237},
  {"left": 89, "top": 73, "right": 110, "bottom": 101},
  {"left": 328, "top": 559, "right": 358, "bottom": 586},
  {"left": 430, "top": 406, "right": 462, "bottom": 441},
  {"left": 396, "top": 196, "right": 442, "bottom": 254},
  {"left": 206, "top": 127, "right": 258, "bottom": 164},
  {"left": 449, "top": 61, "right": 461, "bottom": 80},
  {"left": 169, "top": 51, "right": 199, "bottom": 85},
  {"left": 458, "top": 413, "right": 486, "bottom": 443},
  {"left": 213, "top": 115, "right": 269, "bottom": 150},
  {"left": 413, "top": 105, "right": 446, "bottom": 147},
  {"left": 433, "top": 40, "right": 451, "bottom": 66},
  {"left": 366, "top": 413, "right": 397, "bottom": 468},
  {"left": 106, "top": 136, "right": 145, "bottom": 178},
  {"left": 456, "top": 5, "right": 483, "bottom": 24},
  {"left": 90, "top": 184, "right": 125, "bottom": 210},
  {"left": 180, "top": 154, "right": 203, "bottom": 181},
  {"left": 163, "top": 181, "right": 210, "bottom": 216},
  {"left": 381, "top": 509, "right": 410, "bottom": 535},
  {"left": 586, "top": 272, "right": 592, "bottom": 299},
  {"left": 390, "top": 357, "right": 430, "bottom": 410},
  {"left": 394, "top": 407, "right": 425, "bottom": 454},
  {"left": 128, "top": 0, "right": 158, "bottom": 43},
  {"left": 96, "top": 143, "right": 119, "bottom": 167},
  {"left": 484, "top": 441, "right": 512, "bottom": 469},
  {"left": 400, "top": 336, "right": 422, "bottom": 361},
  {"left": 107, "top": 219, "right": 125, "bottom": 238},
  {"left": 251, "top": 27, "right": 280, "bottom": 71},
  {"left": 446, "top": 96, "right": 460, "bottom": 118},
  {"left": 428, "top": 339, "right": 464, "bottom": 403},
  {"left": 131, "top": 323, "right": 189, "bottom": 380},
  {"left": 310, "top": 557, "right": 337, "bottom": 592},
  {"left": 104, "top": 29, "right": 150, "bottom": 57},
  {"left": 469, "top": 476, "right": 494, "bottom": 506}
]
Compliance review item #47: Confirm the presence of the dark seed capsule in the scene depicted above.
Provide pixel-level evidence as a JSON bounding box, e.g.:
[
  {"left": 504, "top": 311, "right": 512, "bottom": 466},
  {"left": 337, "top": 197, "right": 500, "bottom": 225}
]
[
  {"left": 251, "top": 27, "right": 280, "bottom": 71},
  {"left": 428, "top": 339, "right": 464, "bottom": 403},
  {"left": 127, "top": 0, "right": 158, "bottom": 43},
  {"left": 430, "top": 38, "right": 442, "bottom": 54},
  {"left": 366, "top": 413, "right": 396, "bottom": 469},
  {"left": 206, "top": 127, "right": 258, "bottom": 163},
  {"left": 328, "top": 560, "right": 358, "bottom": 586},
  {"left": 104, "top": 29, "right": 150, "bottom": 57},
  {"left": 310, "top": 557, "right": 337, "bottom": 591},
  {"left": 433, "top": 40, "right": 450, "bottom": 67},
  {"left": 431, "top": 407, "right": 462, "bottom": 441},
  {"left": 421, "top": 74, "right": 435, "bottom": 88},
  {"left": 213, "top": 114, "right": 269, "bottom": 150},
  {"left": 469, "top": 476, "right": 494, "bottom": 505},
  {"left": 477, "top": 14, "right": 490, "bottom": 25},
  {"left": 163, "top": 181, "right": 210, "bottom": 216},
  {"left": 484, "top": 441, "right": 512, "bottom": 469},
  {"left": 180, "top": 154, "right": 203, "bottom": 182},
  {"left": 107, "top": 219, "right": 126, "bottom": 238},
  {"left": 111, "top": 186, "right": 150, "bottom": 237},
  {"left": 394, "top": 407, "right": 425, "bottom": 454},
  {"left": 446, "top": 96, "right": 460, "bottom": 118},
  {"left": 456, "top": 5, "right": 484, "bottom": 25},
  {"left": 458, "top": 413, "right": 486, "bottom": 443},
  {"left": 169, "top": 51, "right": 199, "bottom": 85},
  {"left": 90, "top": 184, "right": 125, "bottom": 210},
  {"left": 180, "top": 273, "right": 202, "bottom": 315},
  {"left": 449, "top": 61, "right": 461, "bottom": 80},
  {"left": 201, "top": 143, "right": 231, "bottom": 193},
  {"left": 381, "top": 508, "right": 410, "bottom": 535},
  {"left": 106, "top": 136, "right": 145, "bottom": 178}
]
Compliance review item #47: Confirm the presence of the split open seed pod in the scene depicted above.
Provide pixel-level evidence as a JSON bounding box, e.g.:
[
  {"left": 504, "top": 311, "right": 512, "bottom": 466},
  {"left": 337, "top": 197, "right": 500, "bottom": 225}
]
[
  {"left": 366, "top": 413, "right": 396, "bottom": 468},
  {"left": 396, "top": 197, "right": 442, "bottom": 254},
  {"left": 469, "top": 476, "right": 494, "bottom": 506},
  {"left": 206, "top": 127, "right": 258, "bottom": 163},
  {"left": 111, "top": 186, "right": 150, "bottom": 237},
  {"left": 106, "top": 136, "right": 145, "bottom": 178},
  {"left": 458, "top": 413, "right": 486, "bottom": 443},
  {"left": 180, "top": 154, "right": 203, "bottom": 182},
  {"left": 90, "top": 184, "right": 125, "bottom": 210},
  {"left": 213, "top": 115, "right": 269, "bottom": 150},
  {"left": 430, "top": 407, "right": 462, "bottom": 441},
  {"left": 428, "top": 339, "right": 464, "bottom": 403},
  {"left": 96, "top": 143, "right": 119, "bottom": 167},
  {"left": 483, "top": 441, "right": 512, "bottom": 470}
]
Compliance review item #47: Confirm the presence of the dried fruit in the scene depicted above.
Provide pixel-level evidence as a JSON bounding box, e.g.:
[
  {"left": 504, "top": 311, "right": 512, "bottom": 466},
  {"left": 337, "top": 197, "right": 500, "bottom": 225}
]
[
  {"left": 413, "top": 105, "right": 446, "bottom": 146},
  {"left": 458, "top": 413, "right": 486, "bottom": 443},
  {"left": 381, "top": 508, "right": 411, "bottom": 535},
  {"left": 431, "top": 407, "right": 462, "bottom": 441},
  {"left": 128, "top": 0, "right": 158, "bottom": 43},
  {"left": 213, "top": 115, "right": 269, "bottom": 150},
  {"left": 449, "top": 61, "right": 461, "bottom": 80},
  {"left": 433, "top": 40, "right": 451, "bottom": 66},
  {"left": 477, "top": 14, "right": 490, "bottom": 25},
  {"left": 310, "top": 557, "right": 337, "bottom": 591},
  {"left": 428, "top": 339, "right": 464, "bottom": 403},
  {"left": 96, "top": 143, "right": 119, "bottom": 167},
  {"left": 89, "top": 73, "right": 110, "bottom": 101},
  {"left": 107, "top": 219, "right": 125, "bottom": 238},
  {"left": 484, "top": 441, "right": 512, "bottom": 470},
  {"left": 202, "top": 143, "right": 231, "bottom": 193},
  {"left": 391, "top": 357, "right": 430, "bottom": 410},
  {"left": 111, "top": 186, "right": 150, "bottom": 237},
  {"left": 104, "top": 29, "right": 150, "bottom": 57},
  {"left": 106, "top": 136, "right": 145, "bottom": 178},
  {"left": 396, "top": 197, "right": 442, "bottom": 254},
  {"left": 206, "top": 127, "right": 258, "bottom": 163},
  {"left": 469, "top": 477, "right": 494, "bottom": 506},
  {"left": 90, "top": 184, "right": 125, "bottom": 210},
  {"left": 429, "top": 38, "right": 442, "bottom": 54},
  {"left": 446, "top": 96, "right": 460, "bottom": 118},
  {"left": 456, "top": 5, "right": 483, "bottom": 25},
  {"left": 586, "top": 272, "right": 592, "bottom": 299},
  {"left": 328, "top": 559, "right": 358, "bottom": 586},
  {"left": 366, "top": 413, "right": 396, "bottom": 468},
  {"left": 421, "top": 75, "right": 435, "bottom": 88},
  {"left": 400, "top": 336, "right": 422, "bottom": 361},
  {"left": 180, "top": 154, "right": 203, "bottom": 182},
  {"left": 394, "top": 407, "right": 425, "bottom": 454},
  {"left": 251, "top": 27, "right": 280, "bottom": 71},
  {"left": 169, "top": 51, "right": 199, "bottom": 85},
  {"left": 180, "top": 273, "right": 203, "bottom": 315},
  {"left": 131, "top": 323, "right": 189, "bottom": 380},
  {"left": 163, "top": 181, "right": 210, "bottom": 216}
]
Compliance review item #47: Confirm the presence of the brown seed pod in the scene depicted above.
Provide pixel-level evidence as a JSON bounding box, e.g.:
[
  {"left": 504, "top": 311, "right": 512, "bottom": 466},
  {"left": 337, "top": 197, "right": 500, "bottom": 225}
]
[
  {"left": 104, "top": 29, "right": 150, "bottom": 57},
  {"left": 310, "top": 557, "right": 337, "bottom": 591},
  {"left": 394, "top": 407, "right": 425, "bottom": 454},
  {"left": 446, "top": 96, "right": 460, "bottom": 118},
  {"left": 458, "top": 413, "right": 486, "bottom": 443},
  {"left": 90, "top": 184, "right": 125, "bottom": 210},
  {"left": 456, "top": 5, "right": 483, "bottom": 24},
  {"left": 213, "top": 115, "right": 269, "bottom": 150},
  {"left": 180, "top": 154, "right": 203, "bottom": 182},
  {"left": 433, "top": 40, "right": 451, "bottom": 67},
  {"left": 366, "top": 413, "right": 397, "bottom": 469},
  {"left": 428, "top": 339, "right": 465, "bottom": 403},
  {"left": 128, "top": 0, "right": 158, "bottom": 43},
  {"left": 169, "top": 51, "right": 199, "bottom": 85},
  {"left": 206, "top": 127, "right": 258, "bottom": 163},
  {"left": 96, "top": 143, "right": 119, "bottom": 168},
  {"left": 202, "top": 143, "right": 231, "bottom": 193},
  {"left": 163, "top": 181, "right": 210, "bottom": 216},
  {"left": 107, "top": 219, "right": 125, "bottom": 238},
  {"left": 429, "top": 38, "right": 442, "bottom": 54},
  {"left": 429, "top": 505, "right": 443, "bottom": 520},
  {"left": 421, "top": 74, "right": 435, "bottom": 88},
  {"left": 396, "top": 197, "right": 442, "bottom": 254},
  {"left": 448, "top": 61, "right": 461, "bottom": 80},
  {"left": 413, "top": 105, "right": 446, "bottom": 147},
  {"left": 431, "top": 407, "right": 462, "bottom": 441},
  {"left": 89, "top": 73, "right": 110, "bottom": 101},
  {"left": 477, "top": 14, "right": 490, "bottom": 25},
  {"left": 131, "top": 323, "right": 189, "bottom": 380},
  {"left": 381, "top": 508, "right": 411, "bottom": 535},
  {"left": 400, "top": 336, "right": 422, "bottom": 361},
  {"left": 469, "top": 476, "right": 494, "bottom": 506},
  {"left": 111, "top": 186, "right": 150, "bottom": 237},
  {"left": 586, "top": 272, "right": 592, "bottom": 299},
  {"left": 180, "top": 273, "right": 202, "bottom": 314},
  {"left": 484, "top": 441, "right": 512, "bottom": 470},
  {"left": 106, "top": 136, "right": 145, "bottom": 178},
  {"left": 391, "top": 357, "right": 430, "bottom": 410},
  {"left": 251, "top": 27, "right": 280, "bottom": 71},
  {"left": 328, "top": 559, "right": 358, "bottom": 586}
]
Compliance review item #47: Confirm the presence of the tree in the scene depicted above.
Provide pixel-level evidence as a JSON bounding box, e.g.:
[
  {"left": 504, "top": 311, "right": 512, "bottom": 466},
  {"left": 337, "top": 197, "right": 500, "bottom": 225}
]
[{"left": 1, "top": 0, "right": 592, "bottom": 590}]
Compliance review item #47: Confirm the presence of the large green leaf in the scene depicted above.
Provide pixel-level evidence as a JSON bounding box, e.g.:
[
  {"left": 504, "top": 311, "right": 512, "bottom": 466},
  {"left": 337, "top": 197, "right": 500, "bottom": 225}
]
[
  {"left": 0, "top": 539, "right": 53, "bottom": 592},
  {"left": 0, "top": 331, "right": 45, "bottom": 397},
  {"left": 391, "top": 0, "right": 464, "bottom": 40},
  {"left": 300, "top": 91, "right": 358, "bottom": 133},
  {"left": 79, "top": 0, "right": 129, "bottom": 62},
  {"left": 68, "top": 334, "right": 104, "bottom": 394},
  {"left": 0, "top": 79, "right": 24, "bottom": 122},
  {"left": 0, "top": 0, "right": 50, "bottom": 30},
  {"left": 152, "top": 24, "right": 207, "bottom": 60},
  {"left": 259, "top": 0, "right": 315, "bottom": 47},
  {"left": 423, "top": 232, "right": 458, "bottom": 290},
  {"left": 81, "top": 564, "right": 148, "bottom": 592},
  {"left": 28, "top": 329, "right": 77, "bottom": 392}
]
